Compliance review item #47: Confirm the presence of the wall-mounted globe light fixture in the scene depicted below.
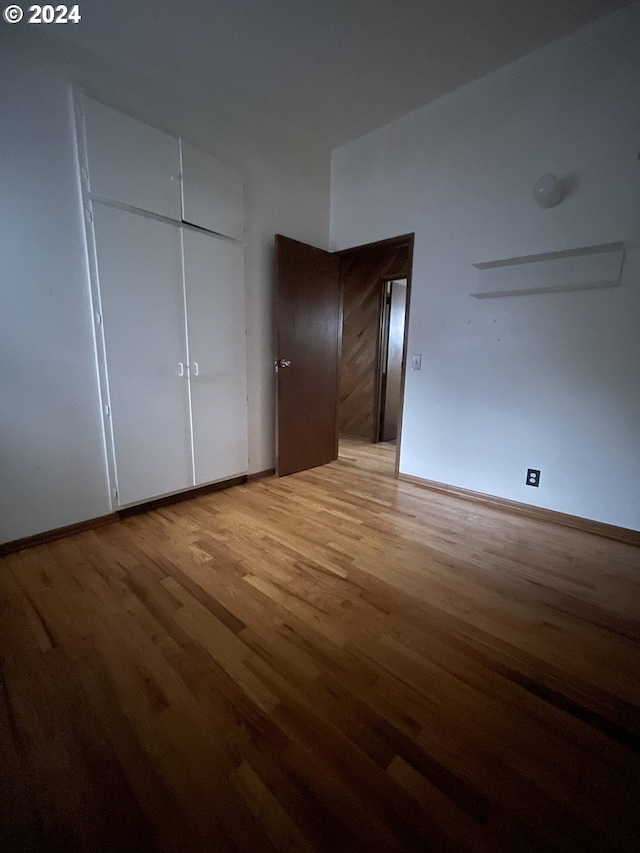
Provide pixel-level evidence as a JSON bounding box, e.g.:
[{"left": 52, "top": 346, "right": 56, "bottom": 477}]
[{"left": 533, "top": 173, "right": 563, "bottom": 209}]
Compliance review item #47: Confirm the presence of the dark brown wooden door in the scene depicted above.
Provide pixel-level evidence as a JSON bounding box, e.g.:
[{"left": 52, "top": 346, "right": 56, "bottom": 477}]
[{"left": 275, "top": 235, "right": 341, "bottom": 476}]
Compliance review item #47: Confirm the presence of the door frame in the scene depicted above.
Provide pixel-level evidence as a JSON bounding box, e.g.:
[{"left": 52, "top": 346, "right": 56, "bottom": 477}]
[
  {"left": 377, "top": 277, "right": 408, "bottom": 445},
  {"left": 336, "top": 233, "right": 414, "bottom": 477}
]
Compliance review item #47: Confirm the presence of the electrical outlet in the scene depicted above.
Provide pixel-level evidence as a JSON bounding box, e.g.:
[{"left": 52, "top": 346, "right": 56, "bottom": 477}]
[{"left": 526, "top": 468, "right": 540, "bottom": 487}]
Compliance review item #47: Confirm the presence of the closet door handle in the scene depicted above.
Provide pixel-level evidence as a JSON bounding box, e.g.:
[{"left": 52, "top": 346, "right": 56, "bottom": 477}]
[
  {"left": 178, "top": 362, "right": 185, "bottom": 377},
  {"left": 192, "top": 362, "right": 199, "bottom": 377}
]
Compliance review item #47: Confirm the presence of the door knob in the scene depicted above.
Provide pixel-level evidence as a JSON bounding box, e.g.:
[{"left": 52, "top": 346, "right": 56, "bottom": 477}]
[{"left": 278, "top": 359, "right": 291, "bottom": 368}]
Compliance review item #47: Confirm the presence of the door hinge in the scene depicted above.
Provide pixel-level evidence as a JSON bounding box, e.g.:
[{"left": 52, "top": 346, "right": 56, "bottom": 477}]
[
  {"left": 85, "top": 206, "right": 93, "bottom": 224},
  {"left": 104, "top": 404, "right": 110, "bottom": 416},
  {"left": 112, "top": 487, "right": 118, "bottom": 500},
  {"left": 95, "top": 312, "right": 102, "bottom": 325}
]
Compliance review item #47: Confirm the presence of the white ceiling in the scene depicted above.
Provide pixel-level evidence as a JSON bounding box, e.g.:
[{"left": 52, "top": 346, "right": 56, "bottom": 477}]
[{"left": 55, "top": 0, "right": 633, "bottom": 148}]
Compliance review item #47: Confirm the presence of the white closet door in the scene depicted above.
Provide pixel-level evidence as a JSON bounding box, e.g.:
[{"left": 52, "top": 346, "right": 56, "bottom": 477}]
[
  {"left": 92, "top": 204, "right": 193, "bottom": 505},
  {"left": 82, "top": 96, "right": 182, "bottom": 220},
  {"left": 182, "top": 229, "right": 248, "bottom": 485},
  {"left": 181, "top": 142, "right": 244, "bottom": 240}
]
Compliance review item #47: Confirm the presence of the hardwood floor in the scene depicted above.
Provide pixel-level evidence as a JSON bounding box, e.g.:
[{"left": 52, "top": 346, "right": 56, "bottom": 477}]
[{"left": 1, "top": 439, "right": 639, "bottom": 852}]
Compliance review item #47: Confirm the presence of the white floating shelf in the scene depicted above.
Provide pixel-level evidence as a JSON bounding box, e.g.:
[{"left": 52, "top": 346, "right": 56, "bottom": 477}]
[{"left": 471, "top": 241, "right": 625, "bottom": 299}]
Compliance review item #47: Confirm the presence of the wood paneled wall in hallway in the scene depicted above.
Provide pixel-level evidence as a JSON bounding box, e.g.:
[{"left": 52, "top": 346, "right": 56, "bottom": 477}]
[{"left": 338, "top": 238, "right": 412, "bottom": 440}]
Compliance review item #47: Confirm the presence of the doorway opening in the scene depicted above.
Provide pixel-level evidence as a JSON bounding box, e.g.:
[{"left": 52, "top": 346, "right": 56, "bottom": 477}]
[
  {"left": 378, "top": 278, "right": 407, "bottom": 445},
  {"left": 337, "top": 234, "right": 413, "bottom": 474}
]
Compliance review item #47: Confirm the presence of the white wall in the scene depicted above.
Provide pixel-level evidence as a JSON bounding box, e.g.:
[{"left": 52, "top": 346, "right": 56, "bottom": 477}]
[
  {"left": 0, "top": 28, "right": 331, "bottom": 543},
  {"left": 331, "top": 4, "right": 640, "bottom": 530}
]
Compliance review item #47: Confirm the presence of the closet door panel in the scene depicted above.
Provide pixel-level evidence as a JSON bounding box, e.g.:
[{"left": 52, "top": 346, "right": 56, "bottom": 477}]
[
  {"left": 181, "top": 142, "right": 244, "bottom": 240},
  {"left": 182, "top": 229, "right": 248, "bottom": 485},
  {"left": 83, "top": 96, "right": 182, "bottom": 219},
  {"left": 92, "top": 204, "right": 193, "bottom": 505}
]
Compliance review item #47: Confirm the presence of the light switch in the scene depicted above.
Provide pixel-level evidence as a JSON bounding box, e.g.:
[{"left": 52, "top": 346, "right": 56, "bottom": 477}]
[{"left": 411, "top": 354, "right": 422, "bottom": 371}]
